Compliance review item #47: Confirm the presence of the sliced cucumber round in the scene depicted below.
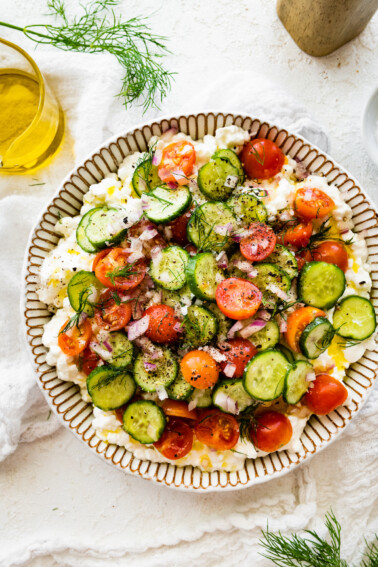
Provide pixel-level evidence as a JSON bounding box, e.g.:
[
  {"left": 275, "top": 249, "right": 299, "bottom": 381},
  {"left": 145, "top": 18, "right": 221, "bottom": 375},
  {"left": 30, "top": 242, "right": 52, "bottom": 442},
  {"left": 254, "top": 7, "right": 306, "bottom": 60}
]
[
  {"left": 247, "top": 320, "right": 280, "bottom": 350},
  {"left": 144, "top": 184, "right": 191, "bottom": 224},
  {"left": 133, "top": 347, "right": 178, "bottom": 392},
  {"left": 131, "top": 159, "right": 161, "bottom": 196},
  {"left": 213, "top": 149, "right": 245, "bottom": 183},
  {"left": 166, "top": 369, "right": 194, "bottom": 400},
  {"left": 298, "top": 261, "right": 346, "bottom": 310},
  {"left": 87, "top": 366, "right": 136, "bottom": 411},
  {"left": 150, "top": 245, "right": 189, "bottom": 290},
  {"left": 161, "top": 283, "right": 193, "bottom": 310},
  {"left": 86, "top": 207, "right": 127, "bottom": 249},
  {"left": 123, "top": 400, "right": 166, "bottom": 444},
  {"left": 299, "top": 316, "right": 334, "bottom": 359},
  {"left": 187, "top": 202, "right": 238, "bottom": 252},
  {"left": 283, "top": 360, "right": 313, "bottom": 405},
  {"left": 262, "top": 244, "right": 298, "bottom": 280},
  {"left": 243, "top": 349, "right": 291, "bottom": 401},
  {"left": 186, "top": 252, "right": 224, "bottom": 301},
  {"left": 227, "top": 193, "right": 268, "bottom": 224},
  {"left": 102, "top": 332, "right": 134, "bottom": 369},
  {"left": 187, "top": 387, "right": 212, "bottom": 408},
  {"left": 252, "top": 263, "right": 291, "bottom": 309},
  {"left": 333, "top": 295, "right": 376, "bottom": 340},
  {"left": 212, "top": 379, "right": 253, "bottom": 414},
  {"left": 277, "top": 343, "right": 296, "bottom": 363},
  {"left": 198, "top": 157, "right": 240, "bottom": 201},
  {"left": 76, "top": 207, "right": 102, "bottom": 253},
  {"left": 184, "top": 305, "right": 219, "bottom": 347},
  {"left": 67, "top": 270, "right": 103, "bottom": 317}
]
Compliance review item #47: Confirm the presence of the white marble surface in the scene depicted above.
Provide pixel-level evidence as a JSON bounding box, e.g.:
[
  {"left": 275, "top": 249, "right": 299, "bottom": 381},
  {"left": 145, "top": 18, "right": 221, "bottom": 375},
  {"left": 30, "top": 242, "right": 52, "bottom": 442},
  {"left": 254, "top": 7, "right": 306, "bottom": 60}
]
[{"left": 1, "top": 1, "right": 378, "bottom": 565}]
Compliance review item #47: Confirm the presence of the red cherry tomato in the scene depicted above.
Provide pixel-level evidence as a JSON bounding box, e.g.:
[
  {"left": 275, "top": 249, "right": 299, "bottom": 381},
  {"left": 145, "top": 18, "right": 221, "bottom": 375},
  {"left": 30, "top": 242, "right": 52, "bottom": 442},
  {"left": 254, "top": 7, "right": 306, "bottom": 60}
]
[
  {"left": 241, "top": 138, "right": 285, "bottom": 180},
  {"left": 154, "top": 419, "right": 193, "bottom": 460},
  {"left": 195, "top": 409, "right": 240, "bottom": 451},
  {"left": 283, "top": 221, "right": 313, "bottom": 249},
  {"left": 168, "top": 209, "right": 192, "bottom": 246},
  {"left": 294, "top": 187, "right": 335, "bottom": 220},
  {"left": 180, "top": 350, "right": 219, "bottom": 390},
  {"left": 58, "top": 318, "right": 92, "bottom": 356},
  {"left": 92, "top": 248, "right": 112, "bottom": 272},
  {"left": 240, "top": 222, "right": 277, "bottom": 262},
  {"left": 144, "top": 304, "right": 182, "bottom": 344},
  {"left": 158, "top": 141, "right": 196, "bottom": 185},
  {"left": 310, "top": 241, "right": 348, "bottom": 272},
  {"left": 94, "top": 290, "right": 132, "bottom": 331},
  {"left": 216, "top": 277, "right": 262, "bottom": 320},
  {"left": 253, "top": 411, "right": 293, "bottom": 453},
  {"left": 304, "top": 374, "right": 348, "bottom": 415},
  {"left": 219, "top": 338, "right": 258, "bottom": 379},
  {"left": 95, "top": 247, "right": 147, "bottom": 291},
  {"left": 80, "top": 347, "right": 101, "bottom": 375},
  {"left": 285, "top": 306, "right": 326, "bottom": 353},
  {"left": 161, "top": 399, "right": 198, "bottom": 420}
]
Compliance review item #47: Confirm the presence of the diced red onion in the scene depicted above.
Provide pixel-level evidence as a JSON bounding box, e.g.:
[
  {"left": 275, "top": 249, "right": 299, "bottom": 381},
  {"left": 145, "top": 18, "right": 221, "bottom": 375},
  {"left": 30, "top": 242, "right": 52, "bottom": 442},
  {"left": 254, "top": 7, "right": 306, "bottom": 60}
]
[
  {"left": 144, "top": 361, "right": 157, "bottom": 372},
  {"left": 150, "top": 349, "right": 163, "bottom": 360},
  {"left": 223, "top": 363, "right": 236, "bottom": 378},
  {"left": 173, "top": 321, "right": 184, "bottom": 333},
  {"left": 259, "top": 238, "right": 270, "bottom": 250},
  {"left": 127, "top": 315, "right": 150, "bottom": 341},
  {"left": 141, "top": 194, "right": 150, "bottom": 211},
  {"left": 278, "top": 317, "right": 288, "bottom": 333},
  {"left": 239, "top": 320, "right": 267, "bottom": 338},
  {"left": 151, "top": 247, "right": 163, "bottom": 261},
  {"left": 247, "top": 269, "right": 258, "bottom": 278},
  {"left": 160, "top": 127, "right": 177, "bottom": 141},
  {"left": 89, "top": 342, "right": 113, "bottom": 361},
  {"left": 152, "top": 149, "right": 162, "bottom": 166},
  {"left": 167, "top": 181, "right": 177, "bottom": 189},
  {"left": 279, "top": 210, "right": 293, "bottom": 222},
  {"left": 138, "top": 178, "right": 147, "bottom": 194},
  {"left": 156, "top": 385, "right": 168, "bottom": 400},
  {"left": 140, "top": 228, "right": 158, "bottom": 241},
  {"left": 256, "top": 309, "right": 271, "bottom": 321},
  {"left": 227, "top": 321, "right": 244, "bottom": 339},
  {"left": 214, "top": 223, "right": 233, "bottom": 236},
  {"left": 216, "top": 251, "right": 228, "bottom": 269},
  {"left": 306, "top": 371, "right": 316, "bottom": 383},
  {"left": 213, "top": 391, "right": 239, "bottom": 415},
  {"left": 235, "top": 260, "right": 255, "bottom": 273},
  {"left": 103, "top": 340, "right": 113, "bottom": 353},
  {"left": 267, "top": 284, "right": 290, "bottom": 302},
  {"left": 340, "top": 228, "right": 350, "bottom": 235},
  {"left": 188, "top": 399, "right": 197, "bottom": 411},
  {"left": 171, "top": 169, "right": 185, "bottom": 183},
  {"left": 250, "top": 243, "right": 258, "bottom": 255}
]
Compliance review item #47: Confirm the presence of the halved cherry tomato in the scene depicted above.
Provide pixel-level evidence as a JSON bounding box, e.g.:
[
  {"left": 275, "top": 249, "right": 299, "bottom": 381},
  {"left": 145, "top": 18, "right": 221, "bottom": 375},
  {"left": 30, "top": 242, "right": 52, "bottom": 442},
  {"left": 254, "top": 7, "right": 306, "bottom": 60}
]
[
  {"left": 219, "top": 338, "right": 258, "bottom": 379},
  {"left": 294, "top": 187, "right": 335, "bottom": 220},
  {"left": 240, "top": 222, "right": 277, "bottom": 262},
  {"left": 181, "top": 350, "right": 219, "bottom": 390},
  {"left": 296, "top": 253, "right": 308, "bottom": 272},
  {"left": 168, "top": 209, "right": 192, "bottom": 245},
  {"left": 195, "top": 409, "right": 239, "bottom": 450},
  {"left": 161, "top": 399, "right": 197, "bottom": 420},
  {"left": 80, "top": 347, "right": 101, "bottom": 375},
  {"left": 94, "top": 290, "right": 132, "bottom": 331},
  {"left": 144, "top": 304, "right": 182, "bottom": 344},
  {"left": 241, "top": 138, "right": 285, "bottom": 180},
  {"left": 308, "top": 241, "right": 348, "bottom": 272},
  {"left": 154, "top": 419, "right": 193, "bottom": 460},
  {"left": 95, "top": 247, "right": 147, "bottom": 291},
  {"left": 285, "top": 306, "right": 326, "bottom": 353},
  {"left": 92, "top": 248, "right": 112, "bottom": 272},
  {"left": 58, "top": 318, "right": 92, "bottom": 356},
  {"left": 216, "top": 277, "right": 262, "bottom": 320},
  {"left": 252, "top": 411, "right": 292, "bottom": 453},
  {"left": 158, "top": 141, "right": 196, "bottom": 185},
  {"left": 304, "top": 374, "right": 348, "bottom": 415},
  {"left": 115, "top": 405, "right": 127, "bottom": 424},
  {"left": 283, "top": 221, "right": 313, "bottom": 249}
]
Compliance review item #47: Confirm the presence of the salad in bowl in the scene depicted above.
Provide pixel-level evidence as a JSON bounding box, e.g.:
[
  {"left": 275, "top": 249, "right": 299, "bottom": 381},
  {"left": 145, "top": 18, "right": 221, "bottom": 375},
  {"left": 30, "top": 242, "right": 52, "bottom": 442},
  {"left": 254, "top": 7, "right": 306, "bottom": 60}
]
[{"left": 37, "top": 124, "right": 376, "bottom": 472}]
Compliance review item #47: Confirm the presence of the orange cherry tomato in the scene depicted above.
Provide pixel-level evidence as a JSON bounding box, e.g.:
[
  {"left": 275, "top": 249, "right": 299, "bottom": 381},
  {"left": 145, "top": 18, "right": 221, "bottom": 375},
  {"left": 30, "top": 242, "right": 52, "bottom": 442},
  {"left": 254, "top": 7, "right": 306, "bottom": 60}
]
[
  {"left": 195, "top": 409, "right": 240, "bottom": 450},
  {"left": 95, "top": 247, "right": 147, "bottom": 291},
  {"left": 94, "top": 290, "right": 132, "bottom": 331},
  {"left": 154, "top": 419, "right": 193, "bottom": 460},
  {"left": 80, "top": 347, "right": 101, "bottom": 375},
  {"left": 219, "top": 338, "right": 258, "bottom": 379},
  {"left": 252, "top": 411, "right": 293, "bottom": 453},
  {"left": 167, "top": 209, "right": 192, "bottom": 245},
  {"left": 285, "top": 306, "right": 326, "bottom": 353},
  {"left": 115, "top": 405, "right": 127, "bottom": 424},
  {"left": 158, "top": 141, "right": 196, "bottom": 185},
  {"left": 144, "top": 304, "right": 182, "bottom": 344},
  {"left": 180, "top": 350, "right": 219, "bottom": 390},
  {"left": 294, "top": 187, "right": 335, "bottom": 220},
  {"left": 309, "top": 241, "right": 348, "bottom": 273},
  {"left": 283, "top": 221, "right": 313, "bottom": 249},
  {"left": 216, "top": 277, "right": 262, "bottom": 320},
  {"left": 92, "top": 248, "right": 112, "bottom": 272},
  {"left": 240, "top": 222, "right": 277, "bottom": 262},
  {"left": 304, "top": 374, "right": 348, "bottom": 415},
  {"left": 161, "top": 399, "right": 198, "bottom": 420},
  {"left": 241, "top": 138, "right": 285, "bottom": 180},
  {"left": 58, "top": 318, "right": 92, "bottom": 356}
]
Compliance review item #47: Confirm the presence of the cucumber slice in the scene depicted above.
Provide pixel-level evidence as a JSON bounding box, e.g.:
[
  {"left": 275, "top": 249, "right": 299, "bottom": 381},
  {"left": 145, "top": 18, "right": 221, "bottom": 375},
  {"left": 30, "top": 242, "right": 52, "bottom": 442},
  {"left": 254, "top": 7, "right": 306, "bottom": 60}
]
[
  {"left": 247, "top": 320, "right": 280, "bottom": 350},
  {"left": 87, "top": 366, "right": 136, "bottom": 411},
  {"left": 76, "top": 207, "right": 102, "bottom": 253},
  {"left": 262, "top": 244, "right": 298, "bottom": 280},
  {"left": 144, "top": 185, "right": 191, "bottom": 224},
  {"left": 299, "top": 316, "right": 334, "bottom": 359},
  {"left": 205, "top": 303, "right": 232, "bottom": 344},
  {"left": 252, "top": 263, "right": 291, "bottom": 309},
  {"left": 123, "top": 400, "right": 166, "bottom": 444},
  {"left": 227, "top": 193, "right": 268, "bottom": 224},
  {"left": 131, "top": 159, "right": 161, "bottom": 196},
  {"left": 133, "top": 347, "right": 178, "bottom": 392},
  {"left": 283, "top": 360, "right": 313, "bottom": 405},
  {"left": 166, "top": 369, "right": 194, "bottom": 400},
  {"left": 86, "top": 207, "right": 127, "bottom": 249},
  {"left": 213, "top": 149, "right": 245, "bottom": 183},
  {"left": 299, "top": 261, "right": 346, "bottom": 310},
  {"left": 150, "top": 245, "right": 189, "bottom": 290},
  {"left": 198, "top": 157, "right": 240, "bottom": 201},
  {"left": 188, "top": 387, "right": 212, "bottom": 408},
  {"left": 212, "top": 379, "right": 253, "bottom": 414},
  {"left": 333, "top": 295, "right": 376, "bottom": 340},
  {"left": 187, "top": 202, "right": 238, "bottom": 252},
  {"left": 186, "top": 252, "right": 225, "bottom": 301},
  {"left": 162, "top": 283, "right": 193, "bottom": 310},
  {"left": 277, "top": 343, "right": 296, "bottom": 363},
  {"left": 243, "top": 349, "right": 291, "bottom": 401},
  {"left": 101, "top": 332, "right": 134, "bottom": 369},
  {"left": 184, "top": 304, "right": 219, "bottom": 347},
  {"left": 67, "top": 270, "right": 103, "bottom": 317}
]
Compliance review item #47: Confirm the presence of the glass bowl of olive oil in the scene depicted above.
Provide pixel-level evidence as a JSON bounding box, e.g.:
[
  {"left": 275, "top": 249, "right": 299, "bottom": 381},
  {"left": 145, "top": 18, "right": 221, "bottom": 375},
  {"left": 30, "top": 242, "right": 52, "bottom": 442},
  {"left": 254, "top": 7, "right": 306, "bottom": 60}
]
[{"left": 0, "top": 38, "right": 64, "bottom": 173}]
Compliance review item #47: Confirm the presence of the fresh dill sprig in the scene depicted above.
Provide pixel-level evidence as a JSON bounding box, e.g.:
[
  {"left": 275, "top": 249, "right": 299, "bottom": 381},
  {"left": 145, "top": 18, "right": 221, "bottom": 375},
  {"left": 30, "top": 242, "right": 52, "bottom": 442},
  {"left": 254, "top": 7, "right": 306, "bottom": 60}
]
[
  {"left": 237, "top": 403, "right": 263, "bottom": 446},
  {"left": 301, "top": 218, "right": 354, "bottom": 253},
  {"left": 0, "top": 0, "right": 174, "bottom": 111},
  {"left": 190, "top": 203, "right": 231, "bottom": 252},
  {"left": 361, "top": 535, "right": 378, "bottom": 567},
  {"left": 106, "top": 262, "right": 139, "bottom": 286},
  {"left": 338, "top": 337, "right": 364, "bottom": 349},
  {"left": 59, "top": 286, "right": 92, "bottom": 334}
]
